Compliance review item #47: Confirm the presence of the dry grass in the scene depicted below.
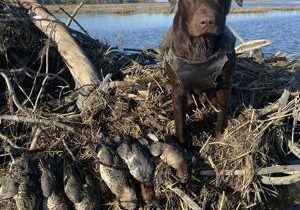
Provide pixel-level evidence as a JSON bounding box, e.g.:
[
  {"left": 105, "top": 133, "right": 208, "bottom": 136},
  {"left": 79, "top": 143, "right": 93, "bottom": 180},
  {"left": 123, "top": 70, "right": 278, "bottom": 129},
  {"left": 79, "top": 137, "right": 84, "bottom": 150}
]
[
  {"left": 2, "top": 56, "right": 298, "bottom": 208},
  {"left": 231, "top": 6, "right": 300, "bottom": 14},
  {"left": 46, "top": 3, "right": 171, "bottom": 14},
  {"left": 46, "top": 3, "right": 300, "bottom": 15}
]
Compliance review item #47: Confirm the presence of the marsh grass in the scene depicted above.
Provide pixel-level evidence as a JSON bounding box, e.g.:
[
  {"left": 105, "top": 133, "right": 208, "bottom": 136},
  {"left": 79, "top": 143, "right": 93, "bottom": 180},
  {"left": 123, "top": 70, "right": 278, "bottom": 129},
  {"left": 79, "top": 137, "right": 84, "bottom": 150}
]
[
  {"left": 46, "top": 3, "right": 300, "bottom": 15},
  {"left": 231, "top": 6, "right": 300, "bottom": 14}
]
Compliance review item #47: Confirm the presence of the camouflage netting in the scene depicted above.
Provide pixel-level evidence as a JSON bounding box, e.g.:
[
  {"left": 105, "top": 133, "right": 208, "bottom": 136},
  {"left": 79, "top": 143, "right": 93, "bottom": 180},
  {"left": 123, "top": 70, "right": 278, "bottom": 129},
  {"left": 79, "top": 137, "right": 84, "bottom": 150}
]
[{"left": 0, "top": 1, "right": 300, "bottom": 210}]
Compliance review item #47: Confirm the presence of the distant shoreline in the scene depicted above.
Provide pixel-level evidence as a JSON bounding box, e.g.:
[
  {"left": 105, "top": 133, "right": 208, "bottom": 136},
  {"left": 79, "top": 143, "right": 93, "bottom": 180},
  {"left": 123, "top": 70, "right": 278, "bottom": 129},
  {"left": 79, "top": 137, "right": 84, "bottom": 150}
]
[{"left": 46, "top": 3, "right": 300, "bottom": 15}]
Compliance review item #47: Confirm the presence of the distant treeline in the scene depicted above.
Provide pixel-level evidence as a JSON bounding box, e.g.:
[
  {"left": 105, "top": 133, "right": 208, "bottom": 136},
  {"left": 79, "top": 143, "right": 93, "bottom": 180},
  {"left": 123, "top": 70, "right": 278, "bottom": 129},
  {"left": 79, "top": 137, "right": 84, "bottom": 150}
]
[{"left": 38, "top": 0, "right": 154, "bottom": 4}]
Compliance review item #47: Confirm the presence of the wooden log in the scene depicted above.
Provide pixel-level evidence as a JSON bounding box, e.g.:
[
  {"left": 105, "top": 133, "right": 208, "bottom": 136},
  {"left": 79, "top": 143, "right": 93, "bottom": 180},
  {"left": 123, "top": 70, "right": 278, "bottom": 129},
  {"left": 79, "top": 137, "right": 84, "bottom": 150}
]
[
  {"left": 261, "top": 173, "right": 300, "bottom": 185},
  {"left": 235, "top": 39, "right": 272, "bottom": 55},
  {"left": 18, "top": 0, "right": 101, "bottom": 92},
  {"left": 198, "top": 165, "right": 300, "bottom": 176}
]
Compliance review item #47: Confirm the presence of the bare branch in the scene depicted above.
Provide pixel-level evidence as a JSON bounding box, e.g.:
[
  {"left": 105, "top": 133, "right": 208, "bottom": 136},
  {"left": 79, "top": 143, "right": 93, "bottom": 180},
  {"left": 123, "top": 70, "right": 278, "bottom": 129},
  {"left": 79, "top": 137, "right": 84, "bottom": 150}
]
[
  {"left": 0, "top": 72, "right": 24, "bottom": 111},
  {"left": 0, "top": 115, "right": 75, "bottom": 133},
  {"left": 198, "top": 165, "right": 300, "bottom": 176},
  {"left": 67, "top": 2, "right": 84, "bottom": 27},
  {"left": 261, "top": 173, "right": 300, "bottom": 185}
]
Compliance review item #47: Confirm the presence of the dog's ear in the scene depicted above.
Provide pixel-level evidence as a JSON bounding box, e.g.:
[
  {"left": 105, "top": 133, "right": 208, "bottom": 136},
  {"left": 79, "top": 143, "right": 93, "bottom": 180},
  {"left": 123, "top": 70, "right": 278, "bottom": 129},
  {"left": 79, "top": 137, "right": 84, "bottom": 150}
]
[
  {"left": 168, "top": 0, "right": 178, "bottom": 13},
  {"left": 235, "top": 0, "right": 243, "bottom": 6}
]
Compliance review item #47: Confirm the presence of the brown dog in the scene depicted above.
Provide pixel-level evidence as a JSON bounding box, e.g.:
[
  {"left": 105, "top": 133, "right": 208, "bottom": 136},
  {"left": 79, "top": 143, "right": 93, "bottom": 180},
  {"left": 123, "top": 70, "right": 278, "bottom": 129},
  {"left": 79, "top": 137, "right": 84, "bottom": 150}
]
[{"left": 160, "top": 0, "right": 243, "bottom": 148}]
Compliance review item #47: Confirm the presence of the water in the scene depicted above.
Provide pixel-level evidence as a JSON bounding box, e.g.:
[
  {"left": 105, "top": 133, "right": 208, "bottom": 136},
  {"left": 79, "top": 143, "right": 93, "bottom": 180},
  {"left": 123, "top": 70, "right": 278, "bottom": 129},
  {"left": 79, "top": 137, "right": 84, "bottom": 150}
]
[
  {"left": 63, "top": 11, "right": 300, "bottom": 55},
  {"left": 232, "top": 0, "right": 300, "bottom": 8}
]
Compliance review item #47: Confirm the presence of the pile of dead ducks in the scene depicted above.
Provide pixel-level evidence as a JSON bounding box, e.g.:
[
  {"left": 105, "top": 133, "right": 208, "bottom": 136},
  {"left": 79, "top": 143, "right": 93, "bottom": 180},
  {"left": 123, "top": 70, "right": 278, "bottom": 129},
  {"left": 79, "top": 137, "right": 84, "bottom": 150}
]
[{"left": 0, "top": 136, "right": 189, "bottom": 210}]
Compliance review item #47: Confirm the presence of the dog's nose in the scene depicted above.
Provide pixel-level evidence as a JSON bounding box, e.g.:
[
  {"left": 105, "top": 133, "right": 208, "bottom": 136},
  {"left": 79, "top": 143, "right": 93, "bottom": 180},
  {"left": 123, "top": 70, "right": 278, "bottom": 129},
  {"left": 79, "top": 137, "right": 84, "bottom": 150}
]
[
  {"left": 199, "top": 16, "right": 216, "bottom": 27},
  {"left": 197, "top": 6, "right": 217, "bottom": 28},
  {"left": 188, "top": 5, "right": 222, "bottom": 37},
  {"left": 198, "top": 16, "right": 216, "bottom": 33}
]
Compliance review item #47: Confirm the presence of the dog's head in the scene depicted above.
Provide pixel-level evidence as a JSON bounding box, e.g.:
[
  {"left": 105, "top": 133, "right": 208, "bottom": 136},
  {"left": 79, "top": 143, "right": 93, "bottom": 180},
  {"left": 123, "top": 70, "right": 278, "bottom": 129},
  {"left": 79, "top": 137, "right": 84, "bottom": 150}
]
[{"left": 170, "top": 0, "right": 243, "bottom": 37}]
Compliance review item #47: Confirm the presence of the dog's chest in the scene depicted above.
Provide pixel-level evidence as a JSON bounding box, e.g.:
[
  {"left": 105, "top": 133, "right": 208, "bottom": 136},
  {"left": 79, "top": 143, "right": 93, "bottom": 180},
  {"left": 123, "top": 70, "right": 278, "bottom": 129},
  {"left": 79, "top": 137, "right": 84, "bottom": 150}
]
[
  {"left": 164, "top": 27, "right": 236, "bottom": 90},
  {"left": 165, "top": 49, "right": 229, "bottom": 90}
]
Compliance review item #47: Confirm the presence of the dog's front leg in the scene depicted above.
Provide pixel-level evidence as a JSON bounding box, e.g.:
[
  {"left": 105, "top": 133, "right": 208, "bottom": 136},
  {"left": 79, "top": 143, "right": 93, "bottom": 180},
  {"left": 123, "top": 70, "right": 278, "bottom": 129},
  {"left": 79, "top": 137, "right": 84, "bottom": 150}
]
[
  {"left": 172, "top": 82, "right": 187, "bottom": 146},
  {"left": 165, "top": 63, "right": 188, "bottom": 147},
  {"left": 214, "top": 57, "right": 235, "bottom": 136},
  {"left": 214, "top": 85, "right": 231, "bottom": 136}
]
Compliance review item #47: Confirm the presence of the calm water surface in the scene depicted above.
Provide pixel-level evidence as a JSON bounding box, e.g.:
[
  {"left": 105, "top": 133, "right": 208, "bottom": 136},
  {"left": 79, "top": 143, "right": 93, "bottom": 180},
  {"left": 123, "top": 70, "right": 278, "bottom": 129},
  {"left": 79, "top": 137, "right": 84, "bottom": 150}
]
[
  {"left": 64, "top": 11, "right": 300, "bottom": 54},
  {"left": 233, "top": 0, "right": 300, "bottom": 8}
]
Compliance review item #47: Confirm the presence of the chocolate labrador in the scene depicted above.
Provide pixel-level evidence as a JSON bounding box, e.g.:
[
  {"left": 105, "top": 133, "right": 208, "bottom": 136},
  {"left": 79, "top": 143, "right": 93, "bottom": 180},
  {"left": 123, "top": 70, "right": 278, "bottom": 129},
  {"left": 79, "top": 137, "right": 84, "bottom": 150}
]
[{"left": 160, "top": 0, "right": 243, "bottom": 148}]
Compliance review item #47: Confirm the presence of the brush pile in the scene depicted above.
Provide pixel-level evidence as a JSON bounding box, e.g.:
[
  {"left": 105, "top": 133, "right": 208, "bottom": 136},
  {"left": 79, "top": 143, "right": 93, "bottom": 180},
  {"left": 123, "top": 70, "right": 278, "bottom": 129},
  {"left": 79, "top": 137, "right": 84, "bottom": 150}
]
[{"left": 0, "top": 1, "right": 300, "bottom": 210}]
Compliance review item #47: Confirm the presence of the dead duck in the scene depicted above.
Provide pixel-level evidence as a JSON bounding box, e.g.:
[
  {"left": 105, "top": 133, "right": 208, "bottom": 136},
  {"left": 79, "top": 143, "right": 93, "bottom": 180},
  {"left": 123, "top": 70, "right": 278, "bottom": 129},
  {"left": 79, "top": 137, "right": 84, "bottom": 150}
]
[
  {"left": 97, "top": 143, "right": 137, "bottom": 210},
  {"left": 39, "top": 158, "right": 72, "bottom": 210},
  {"left": 0, "top": 154, "right": 40, "bottom": 210},
  {"left": 117, "top": 139, "right": 155, "bottom": 204},
  {"left": 149, "top": 142, "right": 189, "bottom": 183},
  {"left": 63, "top": 160, "right": 101, "bottom": 210}
]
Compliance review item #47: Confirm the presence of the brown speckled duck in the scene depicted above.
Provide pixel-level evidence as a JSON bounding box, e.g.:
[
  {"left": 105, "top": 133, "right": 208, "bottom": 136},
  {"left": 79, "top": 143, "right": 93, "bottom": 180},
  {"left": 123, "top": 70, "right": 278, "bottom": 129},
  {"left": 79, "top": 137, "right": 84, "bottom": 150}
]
[
  {"left": 149, "top": 142, "right": 189, "bottom": 183},
  {"left": 63, "top": 160, "right": 101, "bottom": 210},
  {"left": 0, "top": 154, "right": 40, "bottom": 210},
  {"left": 97, "top": 142, "right": 137, "bottom": 210},
  {"left": 117, "top": 139, "right": 155, "bottom": 204},
  {"left": 39, "top": 158, "right": 72, "bottom": 210}
]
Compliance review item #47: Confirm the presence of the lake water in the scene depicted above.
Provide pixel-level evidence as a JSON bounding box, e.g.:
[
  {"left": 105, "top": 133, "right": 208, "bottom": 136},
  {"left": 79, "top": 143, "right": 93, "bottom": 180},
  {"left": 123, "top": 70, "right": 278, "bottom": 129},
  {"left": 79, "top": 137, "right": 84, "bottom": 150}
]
[
  {"left": 63, "top": 11, "right": 300, "bottom": 55},
  {"left": 231, "top": 0, "right": 300, "bottom": 8}
]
